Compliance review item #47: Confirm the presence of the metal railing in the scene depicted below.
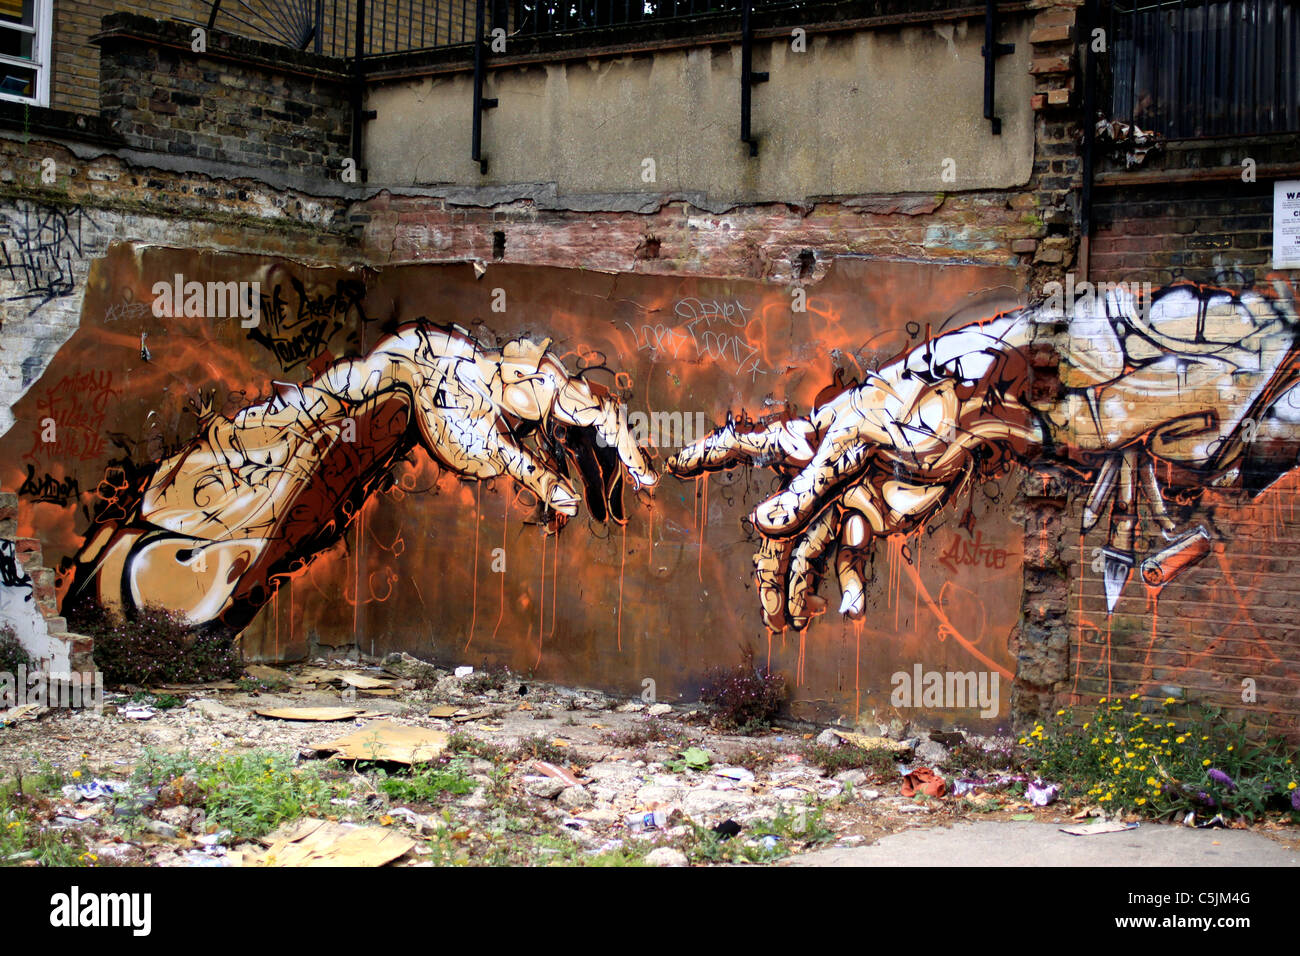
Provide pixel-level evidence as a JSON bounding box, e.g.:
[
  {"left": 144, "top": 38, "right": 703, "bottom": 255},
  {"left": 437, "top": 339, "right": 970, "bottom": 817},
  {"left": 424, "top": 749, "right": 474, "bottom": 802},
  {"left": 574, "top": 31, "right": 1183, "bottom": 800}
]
[
  {"left": 205, "top": 0, "right": 988, "bottom": 59},
  {"left": 1103, "top": 0, "right": 1300, "bottom": 138}
]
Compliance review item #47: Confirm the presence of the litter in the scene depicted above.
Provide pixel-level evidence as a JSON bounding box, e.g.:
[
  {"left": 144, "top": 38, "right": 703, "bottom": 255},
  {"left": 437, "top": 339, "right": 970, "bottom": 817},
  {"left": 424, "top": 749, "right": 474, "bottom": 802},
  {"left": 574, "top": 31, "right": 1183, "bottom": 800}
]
[
  {"left": 0, "top": 704, "right": 44, "bottom": 724},
  {"left": 454, "top": 666, "right": 474, "bottom": 678},
  {"left": 121, "top": 707, "right": 155, "bottom": 720},
  {"left": 312, "top": 721, "right": 448, "bottom": 764},
  {"left": 626, "top": 810, "right": 668, "bottom": 833},
  {"left": 255, "top": 706, "right": 381, "bottom": 722},
  {"left": 1027, "top": 780, "right": 1060, "bottom": 807},
  {"left": 61, "top": 779, "right": 125, "bottom": 801},
  {"left": 712, "top": 819, "right": 742, "bottom": 839},
  {"left": 831, "top": 730, "right": 912, "bottom": 754},
  {"left": 243, "top": 818, "right": 415, "bottom": 867},
  {"left": 1059, "top": 820, "right": 1140, "bottom": 836},
  {"left": 901, "top": 767, "right": 948, "bottom": 798},
  {"left": 714, "top": 767, "right": 756, "bottom": 783},
  {"left": 533, "top": 761, "right": 585, "bottom": 788}
]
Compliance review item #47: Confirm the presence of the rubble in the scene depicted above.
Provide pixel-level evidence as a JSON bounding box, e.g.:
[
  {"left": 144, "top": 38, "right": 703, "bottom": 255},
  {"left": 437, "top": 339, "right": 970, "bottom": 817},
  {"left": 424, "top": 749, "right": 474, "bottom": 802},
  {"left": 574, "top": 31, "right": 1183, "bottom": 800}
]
[{"left": 0, "top": 656, "right": 1050, "bottom": 867}]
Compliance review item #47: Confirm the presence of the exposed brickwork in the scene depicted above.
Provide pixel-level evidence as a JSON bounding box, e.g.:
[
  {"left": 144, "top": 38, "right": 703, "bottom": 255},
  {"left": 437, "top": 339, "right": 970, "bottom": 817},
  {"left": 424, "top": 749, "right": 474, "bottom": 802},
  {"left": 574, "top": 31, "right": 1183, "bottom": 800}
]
[
  {"left": 359, "top": 190, "right": 1047, "bottom": 281},
  {"left": 95, "top": 16, "right": 352, "bottom": 171}
]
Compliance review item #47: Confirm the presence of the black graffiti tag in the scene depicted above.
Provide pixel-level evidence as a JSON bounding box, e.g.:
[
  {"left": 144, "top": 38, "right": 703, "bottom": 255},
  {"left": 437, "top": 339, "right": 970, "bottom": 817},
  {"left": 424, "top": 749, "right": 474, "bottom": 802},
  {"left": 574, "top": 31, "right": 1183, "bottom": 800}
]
[
  {"left": 17, "top": 464, "right": 80, "bottom": 505},
  {"left": 0, "top": 202, "right": 93, "bottom": 313},
  {"left": 0, "top": 540, "right": 33, "bottom": 601}
]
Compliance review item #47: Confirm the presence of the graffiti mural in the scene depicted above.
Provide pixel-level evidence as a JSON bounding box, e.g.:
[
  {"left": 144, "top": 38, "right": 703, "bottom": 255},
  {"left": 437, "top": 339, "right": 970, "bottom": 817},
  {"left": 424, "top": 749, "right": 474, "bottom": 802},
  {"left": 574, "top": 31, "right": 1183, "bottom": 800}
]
[
  {"left": 5, "top": 244, "right": 1299, "bottom": 730},
  {"left": 669, "top": 280, "right": 1300, "bottom": 629},
  {"left": 63, "top": 322, "right": 655, "bottom": 636}
]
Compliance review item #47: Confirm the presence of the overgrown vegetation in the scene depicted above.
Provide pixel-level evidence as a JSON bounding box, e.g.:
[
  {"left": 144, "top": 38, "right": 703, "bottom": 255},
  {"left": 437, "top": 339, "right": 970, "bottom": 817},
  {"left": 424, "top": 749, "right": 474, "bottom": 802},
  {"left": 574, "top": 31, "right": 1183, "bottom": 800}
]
[
  {"left": 74, "top": 601, "right": 242, "bottom": 686},
  {"left": 1027, "top": 698, "right": 1300, "bottom": 823},
  {"left": 699, "top": 648, "right": 786, "bottom": 734},
  {"left": 605, "top": 719, "right": 689, "bottom": 749},
  {"left": 1, "top": 762, "right": 92, "bottom": 866},
  {"left": 373, "top": 761, "right": 475, "bottom": 803},
  {"left": 802, "top": 741, "right": 899, "bottom": 776},
  {"left": 684, "top": 801, "right": 833, "bottom": 864},
  {"left": 131, "top": 749, "right": 347, "bottom": 840},
  {"left": 0, "top": 624, "right": 32, "bottom": 676}
]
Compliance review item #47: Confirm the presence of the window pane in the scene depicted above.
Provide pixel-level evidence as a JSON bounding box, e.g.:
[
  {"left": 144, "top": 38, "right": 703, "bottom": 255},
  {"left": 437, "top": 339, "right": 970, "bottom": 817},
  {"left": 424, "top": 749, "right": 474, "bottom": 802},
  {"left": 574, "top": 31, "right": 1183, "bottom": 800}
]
[
  {"left": 0, "top": 0, "right": 33, "bottom": 28},
  {"left": 0, "top": 64, "right": 34, "bottom": 97},
  {"left": 0, "top": 28, "right": 33, "bottom": 60}
]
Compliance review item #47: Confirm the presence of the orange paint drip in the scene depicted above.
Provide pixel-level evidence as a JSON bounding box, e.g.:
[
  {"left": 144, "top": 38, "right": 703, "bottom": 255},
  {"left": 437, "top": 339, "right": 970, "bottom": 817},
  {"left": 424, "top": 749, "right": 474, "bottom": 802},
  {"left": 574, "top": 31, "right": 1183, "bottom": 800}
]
[
  {"left": 352, "top": 509, "right": 362, "bottom": 639},
  {"left": 698, "top": 473, "right": 708, "bottom": 582},
  {"left": 536, "top": 527, "right": 547, "bottom": 666},
  {"left": 853, "top": 619, "right": 862, "bottom": 717},
  {"left": 466, "top": 483, "right": 481, "bottom": 651},
  {"left": 549, "top": 530, "right": 559, "bottom": 639},
  {"left": 617, "top": 521, "right": 627, "bottom": 651},
  {"left": 491, "top": 499, "right": 509, "bottom": 644}
]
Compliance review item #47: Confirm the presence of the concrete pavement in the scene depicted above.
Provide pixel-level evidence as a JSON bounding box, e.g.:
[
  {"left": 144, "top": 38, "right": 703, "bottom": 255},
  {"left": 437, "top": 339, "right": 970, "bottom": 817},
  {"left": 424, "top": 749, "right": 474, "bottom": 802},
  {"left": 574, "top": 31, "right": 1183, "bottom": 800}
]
[{"left": 789, "top": 820, "right": 1300, "bottom": 866}]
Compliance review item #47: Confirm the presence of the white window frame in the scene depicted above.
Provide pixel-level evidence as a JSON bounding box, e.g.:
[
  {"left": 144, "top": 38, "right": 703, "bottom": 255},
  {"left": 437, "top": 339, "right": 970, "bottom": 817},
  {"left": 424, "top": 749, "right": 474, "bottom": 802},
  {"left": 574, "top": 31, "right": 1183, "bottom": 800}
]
[{"left": 0, "top": 0, "right": 52, "bottom": 107}]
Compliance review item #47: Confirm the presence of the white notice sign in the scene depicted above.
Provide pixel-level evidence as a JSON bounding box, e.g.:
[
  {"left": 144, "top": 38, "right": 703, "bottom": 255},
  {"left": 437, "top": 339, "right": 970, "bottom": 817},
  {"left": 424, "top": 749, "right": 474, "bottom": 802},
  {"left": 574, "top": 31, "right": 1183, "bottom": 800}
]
[{"left": 1275, "top": 180, "right": 1300, "bottom": 269}]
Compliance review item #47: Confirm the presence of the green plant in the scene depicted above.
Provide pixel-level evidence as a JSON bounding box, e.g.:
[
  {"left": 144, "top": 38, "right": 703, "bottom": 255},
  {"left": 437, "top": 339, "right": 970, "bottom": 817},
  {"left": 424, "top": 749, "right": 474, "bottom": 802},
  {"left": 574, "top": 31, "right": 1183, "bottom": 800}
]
[
  {"left": 699, "top": 647, "right": 786, "bottom": 734},
  {"left": 0, "top": 625, "right": 32, "bottom": 676},
  {"left": 1028, "top": 697, "right": 1300, "bottom": 824},
  {"left": 802, "top": 742, "right": 897, "bottom": 776},
  {"left": 605, "top": 719, "right": 688, "bottom": 749},
  {"left": 74, "top": 601, "right": 242, "bottom": 685},
  {"left": 445, "top": 731, "right": 505, "bottom": 763},
  {"left": 664, "top": 746, "right": 712, "bottom": 773},
  {"left": 132, "top": 749, "right": 346, "bottom": 840},
  {"left": 507, "top": 735, "right": 572, "bottom": 766},
  {"left": 373, "top": 760, "right": 475, "bottom": 803}
]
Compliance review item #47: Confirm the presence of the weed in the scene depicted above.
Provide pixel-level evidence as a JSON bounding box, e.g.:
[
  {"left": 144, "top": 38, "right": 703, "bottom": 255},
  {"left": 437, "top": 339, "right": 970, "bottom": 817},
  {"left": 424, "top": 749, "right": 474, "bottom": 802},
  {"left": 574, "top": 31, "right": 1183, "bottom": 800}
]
[
  {"left": 730, "top": 747, "right": 780, "bottom": 772},
  {"left": 507, "top": 735, "right": 572, "bottom": 766},
  {"left": 664, "top": 746, "right": 712, "bottom": 773},
  {"left": 803, "top": 742, "right": 898, "bottom": 777},
  {"left": 1028, "top": 698, "right": 1300, "bottom": 823},
  {"left": 461, "top": 667, "right": 510, "bottom": 695},
  {"left": 372, "top": 760, "right": 475, "bottom": 803},
  {"left": 699, "top": 647, "right": 786, "bottom": 734},
  {"left": 445, "top": 732, "right": 504, "bottom": 763},
  {"left": 132, "top": 749, "right": 347, "bottom": 840},
  {"left": 605, "top": 719, "right": 688, "bottom": 749},
  {"left": 0, "top": 624, "right": 32, "bottom": 676},
  {"left": 685, "top": 801, "right": 831, "bottom": 864},
  {"left": 73, "top": 601, "right": 242, "bottom": 685}
]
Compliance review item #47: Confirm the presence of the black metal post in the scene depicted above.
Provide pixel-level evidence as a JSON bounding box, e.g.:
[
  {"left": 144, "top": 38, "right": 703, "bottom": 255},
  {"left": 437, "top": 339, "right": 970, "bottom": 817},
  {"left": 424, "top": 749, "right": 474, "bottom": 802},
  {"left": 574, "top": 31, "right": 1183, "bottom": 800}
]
[
  {"left": 1079, "top": 0, "right": 1097, "bottom": 279},
  {"left": 473, "top": 0, "right": 500, "bottom": 174},
  {"left": 981, "top": 0, "right": 1016, "bottom": 134},
  {"left": 740, "top": 0, "right": 768, "bottom": 157},
  {"left": 350, "top": 0, "right": 368, "bottom": 177}
]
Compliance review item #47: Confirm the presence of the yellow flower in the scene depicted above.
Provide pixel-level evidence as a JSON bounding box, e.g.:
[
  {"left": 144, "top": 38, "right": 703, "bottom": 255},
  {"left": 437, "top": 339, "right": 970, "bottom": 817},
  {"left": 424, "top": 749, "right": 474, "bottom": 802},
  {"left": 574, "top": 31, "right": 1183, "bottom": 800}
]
[
  {"left": 1175, "top": 736, "right": 1186, "bottom": 744},
  {"left": 1135, "top": 797, "right": 1147, "bottom": 805},
  {"left": 1288, "top": 782, "right": 1297, "bottom": 791},
  {"left": 1056, "top": 709, "right": 1065, "bottom": 716},
  {"left": 71, "top": 770, "right": 81, "bottom": 779},
  {"left": 1164, "top": 697, "right": 1175, "bottom": 705},
  {"left": 1202, "top": 759, "right": 1211, "bottom": 767},
  {"left": 1147, "top": 777, "right": 1157, "bottom": 786},
  {"left": 1227, "top": 745, "right": 1234, "bottom": 752}
]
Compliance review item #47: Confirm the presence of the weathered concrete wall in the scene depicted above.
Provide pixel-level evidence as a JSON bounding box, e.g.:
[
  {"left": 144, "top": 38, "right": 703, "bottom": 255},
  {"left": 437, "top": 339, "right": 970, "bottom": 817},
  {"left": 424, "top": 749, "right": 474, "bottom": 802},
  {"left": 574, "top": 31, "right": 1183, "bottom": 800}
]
[{"left": 364, "top": 17, "right": 1036, "bottom": 203}]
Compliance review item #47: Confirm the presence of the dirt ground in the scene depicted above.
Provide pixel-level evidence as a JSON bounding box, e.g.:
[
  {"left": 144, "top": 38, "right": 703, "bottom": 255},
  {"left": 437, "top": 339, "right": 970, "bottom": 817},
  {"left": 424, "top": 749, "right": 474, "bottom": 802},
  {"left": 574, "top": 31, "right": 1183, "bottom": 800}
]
[{"left": 2, "top": 656, "right": 1296, "bottom": 867}]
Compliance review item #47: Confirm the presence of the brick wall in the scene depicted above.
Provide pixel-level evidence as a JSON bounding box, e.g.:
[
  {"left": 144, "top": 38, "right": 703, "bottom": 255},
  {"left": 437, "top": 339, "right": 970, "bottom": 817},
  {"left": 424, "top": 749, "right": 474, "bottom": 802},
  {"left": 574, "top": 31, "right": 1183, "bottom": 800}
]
[
  {"left": 54, "top": 0, "right": 208, "bottom": 115},
  {"left": 95, "top": 15, "right": 352, "bottom": 170}
]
